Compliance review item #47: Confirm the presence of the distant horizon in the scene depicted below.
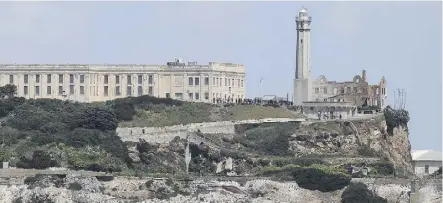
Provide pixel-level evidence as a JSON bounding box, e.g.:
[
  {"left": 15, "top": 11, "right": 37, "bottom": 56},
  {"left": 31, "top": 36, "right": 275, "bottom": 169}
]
[{"left": 0, "top": 1, "right": 440, "bottom": 151}]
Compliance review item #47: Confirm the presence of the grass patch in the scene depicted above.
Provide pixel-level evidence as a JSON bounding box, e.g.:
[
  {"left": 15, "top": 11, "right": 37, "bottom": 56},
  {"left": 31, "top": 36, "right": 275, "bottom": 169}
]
[{"left": 120, "top": 102, "right": 301, "bottom": 127}]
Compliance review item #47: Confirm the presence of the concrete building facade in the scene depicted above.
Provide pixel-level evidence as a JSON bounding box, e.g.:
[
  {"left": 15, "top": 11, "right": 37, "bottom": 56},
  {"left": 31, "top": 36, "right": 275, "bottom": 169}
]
[
  {"left": 293, "top": 7, "right": 313, "bottom": 105},
  {"left": 0, "top": 59, "right": 246, "bottom": 103},
  {"left": 412, "top": 150, "right": 442, "bottom": 177}
]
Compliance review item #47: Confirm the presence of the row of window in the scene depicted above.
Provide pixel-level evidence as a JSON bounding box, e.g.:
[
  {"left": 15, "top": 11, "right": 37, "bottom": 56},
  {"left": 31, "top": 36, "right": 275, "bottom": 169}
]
[
  {"left": 315, "top": 87, "right": 365, "bottom": 94},
  {"left": 314, "top": 86, "right": 386, "bottom": 95},
  {"left": 211, "top": 77, "right": 244, "bottom": 88},
  {"left": 9, "top": 74, "right": 245, "bottom": 88},
  {"left": 12, "top": 74, "right": 86, "bottom": 84},
  {"left": 9, "top": 74, "right": 155, "bottom": 85},
  {"left": 22, "top": 85, "right": 153, "bottom": 97},
  {"left": 174, "top": 92, "right": 209, "bottom": 100}
]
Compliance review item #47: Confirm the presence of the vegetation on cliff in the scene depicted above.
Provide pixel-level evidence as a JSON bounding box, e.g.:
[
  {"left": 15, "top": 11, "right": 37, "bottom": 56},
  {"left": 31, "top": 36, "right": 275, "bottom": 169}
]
[
  {"left": 383, "top": 105, "right": 410, "bottom": 135},
  {"left": 341, "top": 182, "right": 388, "bottom": 203},
  {"left": 108, "top": 95, "right": 300, "bottom": 127}
]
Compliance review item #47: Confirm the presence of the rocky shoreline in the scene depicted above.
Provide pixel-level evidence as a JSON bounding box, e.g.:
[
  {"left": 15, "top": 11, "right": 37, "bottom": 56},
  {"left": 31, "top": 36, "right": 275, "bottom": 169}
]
[{"left": 1, "top": 174, "right": 441, "bottom": 203}]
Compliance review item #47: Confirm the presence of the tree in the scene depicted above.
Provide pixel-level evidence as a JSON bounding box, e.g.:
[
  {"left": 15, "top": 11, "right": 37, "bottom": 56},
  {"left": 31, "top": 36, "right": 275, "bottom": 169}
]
[{"left": 0, "top": 84, "right": 17, "bottom": 98}]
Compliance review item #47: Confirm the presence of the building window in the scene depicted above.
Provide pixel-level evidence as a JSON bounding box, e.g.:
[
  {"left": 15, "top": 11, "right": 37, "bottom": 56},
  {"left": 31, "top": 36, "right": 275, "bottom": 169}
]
[
  {"left": 241, "top": 80, "right": 244, "bottom": 87},
  {"left": 166, "top": 93, "right": 170, "bottom": 98},
  {"left": 195, "top": 77, "right": 200, "bottom": 86},
  {"left": 205, "top": 93, "right": 209, "bottom": 100},
  {"left": 47, "top": 74, "right": 52, "bottom": 84},
  {"left": 80, "top": 86, "right": 84, "bottom": 95},
  {"left": 70, "top": 85, "right": 74, "bottom": 95},
  {"left": 24, "top": 75, "right": 28, "bottom": 84},
  {"left": 356, "top": 79, "right": 360, "bottom": 83},
  {"left": 70, "top": 74, "right": 74, "bottom": 83},
  {"left": 195, "top": 93, "right": 200, "bottom": 100},
  {"left": 188, "top": 93, "right": 193, "bottom": 100},
  {"left": 138, "top": 86, "right": 143, "bottom": 96},
  {"left": 216, "top": 78, "right": 219, "bottom": 86},
  {"left": 36, "top": 75, "right": 40, "bottom": 83},
  {"left": 148, "top": 75, "right": 153, "bottom": 84},
  {"left": 232, "top": 79, "right": 234, "bottom": 87},
  {"left": 59, "top": 74, "right": 63, "bottom": 84},
  {"left": 188, "top": 77, "right": 193, "bottom": 86},
  {"left": 104, "top": 86, "right": 109, "bottom": 96},
  {"left": 138, "top": 75, "right": 143, "bottom": 85},
  {"left": 80, "top": 75, "right": 85, "bottom": 83},
  {"left": 47, "top": 86, "right": 51, "bottom": 95},
  {"left": 376, "top": 88, "right": 379, "bottom": 95},
  {"left": 341, "top": 88, "right": 345, "bottom": 94},
  {"left": 228, "top": 79, "right": 231, "bottom": 86},
  {"left": 58, "top": 86, "right": 64, "bottom": 95},
  {"left": 353, "top": 87, "right": 357, "bottom": 93},
  {"left": 116, "top": 76, "right": 120, "bottom": 84},
  {"left": 323, "top": 87, "right": 327, "bottom": 94},
  {"left": 175, "top": 93, "right": 183, "bottom": 100},
  {"left": 126, "top": 86, "right": 132, "bottom": 96},
  {"left": 347, "top": 87, "right": 351, "bottom": 93},
  {"left": 225, "top": 78, "right": 227, "bottom": 86},
  {"left": 205, "top": 77, "right": 209, "bottom": 85},
  {"left": 115, "top": 86, "right": 121, "bottom": 96},
  {"left": 35, "top": 86, "right": 40, "bottom": 96},
  {"left": 24, "top": 86, "right": 28, "bottom": 95},
  {"left": 425, "top": 165, "right": 429, "bottom": 174},
  {"left": 104, "top": 75, "right": 109, "bottom": 84},
  {"left": 148, "top": 86, "right": 153, "bottom": 95},
  {"left": 229, "top": 87, "right": 232, "bottom": 92},
  {"left": 9, "top": 75, "right": 13, "bottom": 84},
  {"left": 315, "top": 88, "right": 319, "bottom": 94},
  {"left": 127, "top": 75, "right": 132, "bottom": 85}
]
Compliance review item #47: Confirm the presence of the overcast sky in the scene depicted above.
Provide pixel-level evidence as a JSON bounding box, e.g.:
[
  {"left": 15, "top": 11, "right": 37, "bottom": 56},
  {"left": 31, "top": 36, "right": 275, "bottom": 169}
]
[{"left": 0, "top": 1, "right": 440, "bottom": 150}]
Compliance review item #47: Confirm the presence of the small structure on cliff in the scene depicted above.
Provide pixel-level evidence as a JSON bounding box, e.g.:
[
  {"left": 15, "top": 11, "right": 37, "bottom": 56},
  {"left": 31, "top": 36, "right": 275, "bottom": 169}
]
[{"left": 412, "top": 149, "right": 442, "bottom": 177}]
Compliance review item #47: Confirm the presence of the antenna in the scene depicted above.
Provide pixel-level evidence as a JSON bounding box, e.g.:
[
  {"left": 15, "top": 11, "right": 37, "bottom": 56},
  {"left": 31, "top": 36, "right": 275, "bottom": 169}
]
[{"left": 260, "top": 77, "right": 264, "bottom": 98}]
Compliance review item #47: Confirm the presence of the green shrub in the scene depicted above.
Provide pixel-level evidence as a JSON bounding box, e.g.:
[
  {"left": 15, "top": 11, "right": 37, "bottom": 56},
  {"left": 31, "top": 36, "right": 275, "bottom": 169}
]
[
  {"left": 145, "top": 180, "right": 154, "bottom": 188},
  {"left": 240, "top": 123, "right": 298, "bottom": 156},
  {"left": 96, "top": 176, "right": 114, "bottom": 182},
  {"left": 292, "top": 166, "right": 351, "bottom": 192},
  {"left": 341, "top": 182, "right": 387, "bottom": 203},
  {"left": 68, "top": 182, "right": 82, "bottom": 191},
  {"left": 16, "top": 150, "right": 58, "bottom": 169},
  {"left": 272, "top": 158, "right": 326, "bottom": 167},
  {"left": 368, "top": 161, "right": 395, "bottom": 176}
]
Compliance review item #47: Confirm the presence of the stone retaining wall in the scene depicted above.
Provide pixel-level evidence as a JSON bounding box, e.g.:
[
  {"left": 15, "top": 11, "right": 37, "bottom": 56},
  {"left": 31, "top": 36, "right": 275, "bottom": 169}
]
[{"left": 117, "top": 118, "right": 304, "bottom": 143}]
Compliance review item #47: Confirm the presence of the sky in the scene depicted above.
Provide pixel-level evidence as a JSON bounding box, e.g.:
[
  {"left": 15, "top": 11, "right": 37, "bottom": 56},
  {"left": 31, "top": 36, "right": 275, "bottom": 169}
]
[{"left": 0, "top": 1, "right": 440, "bottom": 151}]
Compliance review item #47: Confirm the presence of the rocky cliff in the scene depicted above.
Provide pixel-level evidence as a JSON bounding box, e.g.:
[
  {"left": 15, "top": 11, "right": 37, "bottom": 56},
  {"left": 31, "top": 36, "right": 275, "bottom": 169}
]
[{"left": 289, "top": 115, "right": 413, "bottom": 175}]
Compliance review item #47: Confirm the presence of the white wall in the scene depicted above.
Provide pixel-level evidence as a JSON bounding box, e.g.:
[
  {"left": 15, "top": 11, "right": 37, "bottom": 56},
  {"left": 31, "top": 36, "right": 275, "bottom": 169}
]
[{"left": 413, "top": 160, "right": 442, "bottom": 177}]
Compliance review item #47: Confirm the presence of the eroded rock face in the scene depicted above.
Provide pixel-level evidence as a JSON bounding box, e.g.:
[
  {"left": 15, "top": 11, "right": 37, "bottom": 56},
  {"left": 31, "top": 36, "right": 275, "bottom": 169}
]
[{"left": 288, "top": 116, "right": 413, "bottom": 175}]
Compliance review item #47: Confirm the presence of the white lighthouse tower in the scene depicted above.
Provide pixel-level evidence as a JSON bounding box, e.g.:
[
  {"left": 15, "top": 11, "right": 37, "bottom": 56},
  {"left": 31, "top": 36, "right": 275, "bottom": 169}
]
[{"left": 293, "top": 7, "right": 313, "bottom": 105}]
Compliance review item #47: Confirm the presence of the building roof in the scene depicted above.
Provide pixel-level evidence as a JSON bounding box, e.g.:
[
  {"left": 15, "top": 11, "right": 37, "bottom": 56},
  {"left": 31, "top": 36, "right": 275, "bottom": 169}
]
[
  {"left": 412, "top": 150, "right": 442, "bottom": 161},
  {"left": 262, "top": 95, "right": 277, "bottom": 100}
]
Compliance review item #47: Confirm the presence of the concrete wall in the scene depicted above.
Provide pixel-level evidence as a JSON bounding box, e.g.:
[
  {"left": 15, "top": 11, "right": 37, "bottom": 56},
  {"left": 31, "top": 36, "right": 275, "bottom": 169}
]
[{"left": 117, "top": 118, "right": 304, "bottom": 143}]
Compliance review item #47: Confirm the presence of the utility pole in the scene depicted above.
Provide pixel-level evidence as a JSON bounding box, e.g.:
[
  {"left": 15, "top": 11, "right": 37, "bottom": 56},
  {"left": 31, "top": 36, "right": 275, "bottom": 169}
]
[{"left": 260, "top": 77, "right": 264, "bottom": 98}]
